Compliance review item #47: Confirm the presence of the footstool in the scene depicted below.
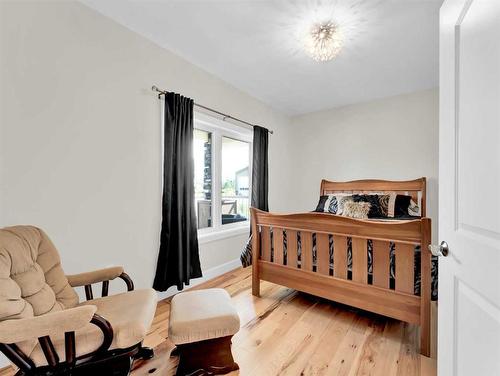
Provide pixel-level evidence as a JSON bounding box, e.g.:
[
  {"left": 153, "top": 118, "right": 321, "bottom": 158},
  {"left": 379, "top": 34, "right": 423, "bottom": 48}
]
[{"left": 169, "top": 288, "right": 240, "bottom": 375}]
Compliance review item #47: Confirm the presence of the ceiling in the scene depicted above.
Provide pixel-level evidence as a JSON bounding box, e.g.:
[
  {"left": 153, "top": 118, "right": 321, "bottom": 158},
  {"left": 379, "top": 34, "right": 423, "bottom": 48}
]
[{"left": 81, "top": 0, "right": 442, "bottom": 116}]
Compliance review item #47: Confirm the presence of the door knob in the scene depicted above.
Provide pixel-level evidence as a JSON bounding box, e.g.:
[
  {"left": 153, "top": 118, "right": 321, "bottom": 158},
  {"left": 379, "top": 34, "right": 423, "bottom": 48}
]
[{"left": 428, "top": 241, "right": 449, "bottom": 257}]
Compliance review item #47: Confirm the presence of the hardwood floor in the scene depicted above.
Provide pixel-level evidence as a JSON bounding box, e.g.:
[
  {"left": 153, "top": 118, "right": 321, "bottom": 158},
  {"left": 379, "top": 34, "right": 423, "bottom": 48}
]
[{"left": 0, "top": 267, "right": 436, "bottom": 375}]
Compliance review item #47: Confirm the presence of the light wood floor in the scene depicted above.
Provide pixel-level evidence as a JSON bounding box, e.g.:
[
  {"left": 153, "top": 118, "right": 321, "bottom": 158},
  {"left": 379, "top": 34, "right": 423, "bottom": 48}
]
[{"left": 0, "top": 267, "right": 436, "bottom": 376}]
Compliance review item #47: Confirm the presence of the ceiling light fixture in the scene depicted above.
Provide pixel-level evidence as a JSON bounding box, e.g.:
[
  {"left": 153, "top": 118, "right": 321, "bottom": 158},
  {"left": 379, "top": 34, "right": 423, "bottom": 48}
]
[{"left": 303, "top": 20, "right": 343, "bottom": 62}]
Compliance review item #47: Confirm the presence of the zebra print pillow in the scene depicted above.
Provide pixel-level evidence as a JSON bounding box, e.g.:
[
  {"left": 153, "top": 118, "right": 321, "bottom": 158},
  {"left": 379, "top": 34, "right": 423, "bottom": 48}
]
[{"left": 314, "top": 193, "right": 353, "bottom": 215}]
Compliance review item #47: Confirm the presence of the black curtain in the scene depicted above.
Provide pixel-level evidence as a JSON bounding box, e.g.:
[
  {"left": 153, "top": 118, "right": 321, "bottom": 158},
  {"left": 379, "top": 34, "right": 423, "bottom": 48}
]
[
  {"left": 153, "top": 92, "right": 202, "bottom": 291},
  {"left": 240, "top": 126, "right": 269, "bottom": 267},
  {"left": 251, "top": 125, "right": 269, "bottom": 211}
]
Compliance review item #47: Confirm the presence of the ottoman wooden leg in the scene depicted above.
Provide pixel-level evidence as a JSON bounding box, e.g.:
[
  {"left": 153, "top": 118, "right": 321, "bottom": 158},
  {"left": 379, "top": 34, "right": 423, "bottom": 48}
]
[{"left": 175, "top": 335, "right": 239, "bottom": 376}]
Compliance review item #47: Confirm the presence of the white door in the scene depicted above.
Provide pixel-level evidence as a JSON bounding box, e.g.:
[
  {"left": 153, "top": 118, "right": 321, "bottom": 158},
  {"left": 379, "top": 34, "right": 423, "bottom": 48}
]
[{"left": 439, "top": 1, "right": 500, "bottom": 375}]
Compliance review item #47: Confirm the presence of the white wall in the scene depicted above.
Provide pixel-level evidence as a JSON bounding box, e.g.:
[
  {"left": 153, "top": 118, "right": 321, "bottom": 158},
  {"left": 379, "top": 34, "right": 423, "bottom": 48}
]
[
  {"left": 289, "top": 89, "right": 439, "bottom": 238},
  {"left": 0, "top": 1, "right": 292, "bottom": 300}
]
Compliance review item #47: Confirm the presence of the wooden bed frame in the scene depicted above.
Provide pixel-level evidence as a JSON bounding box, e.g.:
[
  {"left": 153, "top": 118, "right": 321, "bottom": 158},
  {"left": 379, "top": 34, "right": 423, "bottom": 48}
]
[{"left": 251, "top": 178, "right": 432, "bottom": 356}]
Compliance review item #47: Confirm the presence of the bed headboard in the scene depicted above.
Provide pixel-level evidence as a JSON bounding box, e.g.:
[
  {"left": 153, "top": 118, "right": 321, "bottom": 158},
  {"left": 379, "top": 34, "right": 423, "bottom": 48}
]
[{"left": 320, "top": 178, "right": 427, "bottom": 217}]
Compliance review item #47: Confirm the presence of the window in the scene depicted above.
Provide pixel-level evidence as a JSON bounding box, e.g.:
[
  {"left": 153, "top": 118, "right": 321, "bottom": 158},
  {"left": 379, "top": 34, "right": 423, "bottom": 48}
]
[
  {"left": 193, "top": 113, "right": 252, "bottom": 236},
  {"left": 193, "top": 129, "right": 212, "bottom": 229},
  {"left": 221, "top": 137, "right": 250, "bottom": 224}
]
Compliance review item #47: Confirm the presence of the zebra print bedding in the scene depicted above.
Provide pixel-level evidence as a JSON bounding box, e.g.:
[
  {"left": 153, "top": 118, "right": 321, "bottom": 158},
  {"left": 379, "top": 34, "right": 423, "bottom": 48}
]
[{"left": 240, "top": 230, "right": 438, "bottom": 300}]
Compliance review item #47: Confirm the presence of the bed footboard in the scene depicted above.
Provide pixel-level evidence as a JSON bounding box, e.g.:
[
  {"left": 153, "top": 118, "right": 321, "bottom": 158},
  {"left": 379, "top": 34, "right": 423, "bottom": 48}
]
[{"left": 250, "top": 208, "right": 432, "bottom": 356}]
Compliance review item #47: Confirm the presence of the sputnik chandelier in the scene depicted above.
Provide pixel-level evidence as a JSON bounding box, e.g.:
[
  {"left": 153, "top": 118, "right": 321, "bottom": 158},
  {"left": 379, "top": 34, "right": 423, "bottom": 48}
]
[{"left": 303, "top": 19, "right": 343, "bottom": 62}]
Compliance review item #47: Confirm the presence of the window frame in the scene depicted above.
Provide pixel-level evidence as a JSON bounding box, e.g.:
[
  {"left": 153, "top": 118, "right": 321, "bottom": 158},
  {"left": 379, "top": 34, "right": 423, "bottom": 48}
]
[{"left": 194, "top": 112, "right": 252, "bottom": 243}]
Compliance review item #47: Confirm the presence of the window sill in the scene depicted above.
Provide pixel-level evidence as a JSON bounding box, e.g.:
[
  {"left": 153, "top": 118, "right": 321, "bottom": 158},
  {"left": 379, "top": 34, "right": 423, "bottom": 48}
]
[{"left": 198, "top": 225, "right": 250, "bottom": 245}]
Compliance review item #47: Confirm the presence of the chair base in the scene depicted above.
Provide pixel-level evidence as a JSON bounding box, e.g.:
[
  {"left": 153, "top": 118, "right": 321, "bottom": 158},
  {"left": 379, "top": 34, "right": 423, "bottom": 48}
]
[
  {"left": 73, "top": 352, "right": 133, "bottom": 376},
  {"left": 13, "top": 343, "right": 150, "bottom": 376},
  {"left": 134, "top": 346, "right": 154, "bottom": 361},
  {"left": 174, "top": 335, "right": 238, "bottom": 376}
]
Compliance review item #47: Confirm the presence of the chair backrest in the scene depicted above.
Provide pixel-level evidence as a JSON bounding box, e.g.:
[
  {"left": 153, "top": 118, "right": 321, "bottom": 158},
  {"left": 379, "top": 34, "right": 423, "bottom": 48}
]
[{"left": 0, "top": 226, "right": 79, "bottom": 322}]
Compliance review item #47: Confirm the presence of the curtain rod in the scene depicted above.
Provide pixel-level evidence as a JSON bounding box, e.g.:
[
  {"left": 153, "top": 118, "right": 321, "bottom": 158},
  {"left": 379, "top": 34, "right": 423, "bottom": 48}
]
[{"left": 151, "top": 85, "right": 273, "bottom": 135}]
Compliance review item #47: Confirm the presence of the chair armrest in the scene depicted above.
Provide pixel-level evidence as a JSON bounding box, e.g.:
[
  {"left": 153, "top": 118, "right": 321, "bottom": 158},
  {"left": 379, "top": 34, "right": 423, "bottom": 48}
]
[
  {"left": 0, "top": 305, "right": 97, "bottom": 344},
  {"left": 67, "top": 266, "right": 125, "bottom": 287}
]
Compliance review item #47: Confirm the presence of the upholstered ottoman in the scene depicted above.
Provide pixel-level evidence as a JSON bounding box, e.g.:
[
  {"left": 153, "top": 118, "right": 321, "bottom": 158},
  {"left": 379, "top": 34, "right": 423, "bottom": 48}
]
[{"left": 169, "top": 288, "right": 240, "bottom": 375}]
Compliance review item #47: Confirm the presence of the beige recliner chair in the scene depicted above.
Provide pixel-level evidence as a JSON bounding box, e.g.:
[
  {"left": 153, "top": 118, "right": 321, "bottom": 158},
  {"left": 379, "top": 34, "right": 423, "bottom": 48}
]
[{"left": 0, "top": 226, "right": 157, "bottom": 375}]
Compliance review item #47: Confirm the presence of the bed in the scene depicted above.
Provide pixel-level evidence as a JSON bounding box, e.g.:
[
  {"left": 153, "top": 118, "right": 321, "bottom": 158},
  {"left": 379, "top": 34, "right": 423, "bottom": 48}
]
[{"left": 250, "top": 178, "right": 433, "bottom": 356}]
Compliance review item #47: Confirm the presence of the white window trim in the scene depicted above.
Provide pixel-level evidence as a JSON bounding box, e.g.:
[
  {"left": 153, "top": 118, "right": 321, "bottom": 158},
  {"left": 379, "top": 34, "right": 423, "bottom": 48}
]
[
  {"left": 198, "top": 225, "right": 249, "bottom": 245},
  {"left": 195, "top": 112, "right": 252, "bottom": 242}
]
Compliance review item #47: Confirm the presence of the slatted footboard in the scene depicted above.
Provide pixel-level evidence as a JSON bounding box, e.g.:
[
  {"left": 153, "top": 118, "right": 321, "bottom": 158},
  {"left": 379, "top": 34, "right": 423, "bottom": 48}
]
[{"left": 251, "top": 208, "right": 432, "bottom": 356}]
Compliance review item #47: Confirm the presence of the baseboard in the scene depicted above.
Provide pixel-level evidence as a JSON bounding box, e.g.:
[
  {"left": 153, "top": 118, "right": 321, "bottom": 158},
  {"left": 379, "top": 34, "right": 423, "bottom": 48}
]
[{"left": 156, "top": 258, "right": 241, "bottom": 301}]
